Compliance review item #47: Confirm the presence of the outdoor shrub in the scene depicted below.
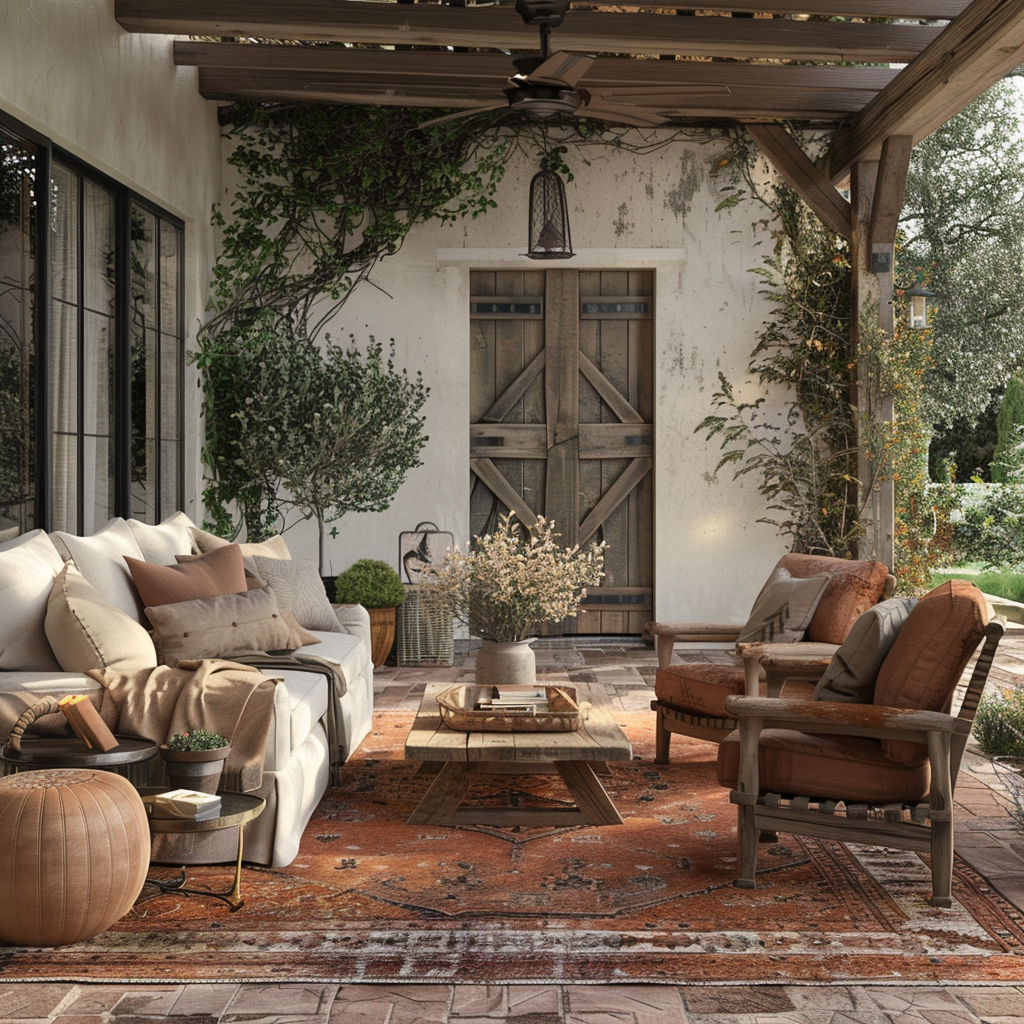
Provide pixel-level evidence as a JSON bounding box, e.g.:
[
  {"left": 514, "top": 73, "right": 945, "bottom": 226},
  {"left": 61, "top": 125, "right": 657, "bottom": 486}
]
[
  {"left": 333, "top": 559, "right": 406, "bottom": 608},
  {"left": 947, "top": 481, "right": 1024, "bottom": 568},
  {"left": 973, "top": 690, "right": 1024, "bottom": 761}
]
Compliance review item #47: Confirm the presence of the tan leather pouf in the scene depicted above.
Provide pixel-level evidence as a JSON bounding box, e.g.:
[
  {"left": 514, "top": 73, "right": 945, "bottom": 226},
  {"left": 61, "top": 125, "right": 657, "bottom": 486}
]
[{"left": 0, "top": 768, "right": 151, "bottom": 947}]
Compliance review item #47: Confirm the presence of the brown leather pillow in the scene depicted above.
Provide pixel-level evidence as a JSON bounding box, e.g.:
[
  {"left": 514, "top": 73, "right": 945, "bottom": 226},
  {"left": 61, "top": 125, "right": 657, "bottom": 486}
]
[
  {"left": 873, "top": 580, "right": 989, "bottom": 765},
  {"left": 125, "top": 543, "right": 247, "bottom": 608},
  {"left": 176, "top": 551, "right": 266, "bottom": 591}
]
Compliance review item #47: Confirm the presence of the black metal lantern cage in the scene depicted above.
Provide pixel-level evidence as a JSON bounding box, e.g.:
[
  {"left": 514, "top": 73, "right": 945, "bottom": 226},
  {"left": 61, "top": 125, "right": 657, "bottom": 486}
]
[{"left": 526, "top": 169, "right": 574, "bottom": 260}]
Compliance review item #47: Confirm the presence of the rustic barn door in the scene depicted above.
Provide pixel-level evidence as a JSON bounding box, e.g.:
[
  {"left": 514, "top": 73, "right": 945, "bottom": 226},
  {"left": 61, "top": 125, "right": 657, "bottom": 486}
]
[{"left": 469, "top": 269, "right": 653, "bottom": 635}]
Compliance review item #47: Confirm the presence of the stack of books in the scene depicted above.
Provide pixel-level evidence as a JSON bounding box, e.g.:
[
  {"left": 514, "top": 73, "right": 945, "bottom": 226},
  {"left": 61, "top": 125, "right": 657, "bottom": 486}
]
[
  {"left": 475, "top": 688, "right": 551, "bottom": 714},
  {"left": 148, "top": 789, "right": 223, "bottom": 821}
]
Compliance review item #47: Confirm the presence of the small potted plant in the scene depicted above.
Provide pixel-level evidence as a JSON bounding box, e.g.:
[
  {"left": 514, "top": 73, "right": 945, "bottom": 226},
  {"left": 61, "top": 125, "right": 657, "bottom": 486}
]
[
  {"left": 159, "top": 729, "right": 230, "bottom": 794},
  {"left": 332, "top": 559, "right": 406, "bottom": 668}
]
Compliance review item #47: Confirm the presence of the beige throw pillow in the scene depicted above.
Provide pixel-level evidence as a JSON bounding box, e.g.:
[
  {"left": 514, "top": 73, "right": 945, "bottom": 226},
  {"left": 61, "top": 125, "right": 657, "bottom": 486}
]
[
  {"left": 0, "top": 529, "right": 64, "bottom": 671},
  {"left": 736, "top": 567, "right": 830, "bottom": 644},
  {"left": 190, "top": 526, "right": 291, "bottom": 560},
  {"left": 125, "top": 543, "right": 247, "bottom": 608},
  {"left": 45, "top": 562, "right": 158, "bottom": 672},
  {"left": 146, "top": 588, "right": 320, "bottom": 666},
  {"left": 126, "top": 512, "right": 197, "bottom": 565},
  {"left": 250, "top": 556, "right": 341, "bottom": 632}
]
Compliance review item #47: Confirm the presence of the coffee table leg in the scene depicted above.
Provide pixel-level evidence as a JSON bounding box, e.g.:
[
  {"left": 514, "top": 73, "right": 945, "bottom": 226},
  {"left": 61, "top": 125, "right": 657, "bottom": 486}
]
[
  {"left": 553, "top": 760, "right": 624, "bottom": 825},
  {"left": 406, "top": 761, "right": 471, "bottom": 825}
]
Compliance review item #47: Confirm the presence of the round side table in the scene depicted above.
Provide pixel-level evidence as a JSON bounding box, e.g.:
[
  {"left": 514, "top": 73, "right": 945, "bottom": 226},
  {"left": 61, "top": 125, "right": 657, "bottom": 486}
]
[
  {"left": 135, "top": 788, "right": 266, "bottom": 911},
  {"left": 0, "top": 736, "right": 158, "bottom": 786}
]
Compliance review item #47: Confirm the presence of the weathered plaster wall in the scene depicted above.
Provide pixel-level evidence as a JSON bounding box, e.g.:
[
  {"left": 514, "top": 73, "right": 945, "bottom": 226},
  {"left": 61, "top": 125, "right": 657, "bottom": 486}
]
[
  {"left": 294, "top": 139, "right": 789, "bottom": 624},
  {"left": 0, "top": 0, "right": 223, "bottom": 520}
]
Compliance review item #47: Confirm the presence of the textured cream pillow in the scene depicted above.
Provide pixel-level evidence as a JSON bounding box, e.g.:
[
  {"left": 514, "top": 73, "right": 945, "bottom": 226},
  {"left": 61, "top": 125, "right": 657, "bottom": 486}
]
[
  {"left": 190, "top": 526, "right": 291, "bottom": 560},
  {"left": 0, "top": 529, "right": 64, "bottom": 671},
  {"left": 146, "top": 588, "right": 319, "bottom": 666},
  {"left": 45, "top": 562, "right": 158, "bottom": 672},
  {"left": 250, "top": 556, "right": 341, "bottom": 632},
  {"left": 50, "top": 518, "right": 146, "bottom": 620},
  {"left": 736, "top": 567, "right": 830, "bottom": 644},
  {"left": 126, "top": 512, "right": 196, "bottom": 565}
]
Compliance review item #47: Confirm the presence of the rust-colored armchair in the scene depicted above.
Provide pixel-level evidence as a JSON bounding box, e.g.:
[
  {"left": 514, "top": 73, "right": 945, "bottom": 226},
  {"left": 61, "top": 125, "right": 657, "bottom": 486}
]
[
  {"left": 646, "top": 553, "right": 895, "bottom": 758},
  {"left": 717, "top": 580, "right": 1002, "bottom": 908}
]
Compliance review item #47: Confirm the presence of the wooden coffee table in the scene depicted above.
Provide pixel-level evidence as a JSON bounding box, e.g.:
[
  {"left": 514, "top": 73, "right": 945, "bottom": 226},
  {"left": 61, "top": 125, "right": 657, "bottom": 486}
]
[{"left": 404, "top": 682, "right": 632, "bottom": 828}]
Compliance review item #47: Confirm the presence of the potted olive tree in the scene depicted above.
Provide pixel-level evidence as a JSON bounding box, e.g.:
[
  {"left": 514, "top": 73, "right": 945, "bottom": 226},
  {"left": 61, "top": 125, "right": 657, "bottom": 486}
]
[{"left": 333, "top": 559, "right": 406, "bottom": 668}]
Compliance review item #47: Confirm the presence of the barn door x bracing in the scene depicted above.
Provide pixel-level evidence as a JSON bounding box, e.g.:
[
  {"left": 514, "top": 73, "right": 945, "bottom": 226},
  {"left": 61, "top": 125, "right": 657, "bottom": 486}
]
[{"left": 470, "top": 269, "right": 653, "bottom": 635}]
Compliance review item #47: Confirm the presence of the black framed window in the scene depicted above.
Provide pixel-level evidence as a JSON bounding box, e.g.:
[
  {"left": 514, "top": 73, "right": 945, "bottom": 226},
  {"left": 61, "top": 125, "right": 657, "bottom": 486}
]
[{"left": 0, "top": 111, "right": 184, "bottom": 537}]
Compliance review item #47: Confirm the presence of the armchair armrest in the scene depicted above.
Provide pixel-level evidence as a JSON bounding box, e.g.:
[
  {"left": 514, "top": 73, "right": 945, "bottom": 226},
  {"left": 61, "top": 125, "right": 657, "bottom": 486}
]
[
  {"left": 644, "top": 620, "right": 743, "bottom": 668},
  {"left": 723, "top": 694, "right": 961, "bottom": 740},
  {"left": 737, "top": 641, "right": 838, "bottom": 698},
  {"left": 331, "top": 602, "right": 371, "bottom": 652}
]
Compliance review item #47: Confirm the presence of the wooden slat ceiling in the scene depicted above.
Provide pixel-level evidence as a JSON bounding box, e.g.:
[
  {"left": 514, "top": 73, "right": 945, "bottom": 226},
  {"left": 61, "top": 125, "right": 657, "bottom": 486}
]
[{"left": 115, "top": 0, "right": 1024, "bottom": 180}]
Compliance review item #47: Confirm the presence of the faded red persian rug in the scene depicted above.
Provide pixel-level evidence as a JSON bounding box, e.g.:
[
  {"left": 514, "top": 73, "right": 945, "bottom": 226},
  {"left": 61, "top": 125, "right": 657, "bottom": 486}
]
[{"left": 2, "top": 711, "right": 1023, "bottom": 983}]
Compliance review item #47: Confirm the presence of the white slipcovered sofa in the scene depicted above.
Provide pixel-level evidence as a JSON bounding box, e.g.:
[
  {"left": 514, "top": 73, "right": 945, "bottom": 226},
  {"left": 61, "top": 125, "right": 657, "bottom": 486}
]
[{"left": 0, "top": 512, "right": 374, "bottom": 868}]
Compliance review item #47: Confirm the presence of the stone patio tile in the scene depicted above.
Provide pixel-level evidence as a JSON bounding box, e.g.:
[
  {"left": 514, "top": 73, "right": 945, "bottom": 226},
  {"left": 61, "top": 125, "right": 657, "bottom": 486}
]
[
  {"left": 784, "top": 988, "right": 860, "bottom": 1011},
  {"left": 168, "top": 984, "right": 242, "bottom": 1016},
  {"left": 950, "top": 989, "right": 1024, "bottom": 1017},
  {"left": 566, "top": 984, "right": 686, "bottom": 1023},
  {"left": 683, "top": 986, "right": 794, "bottom": 1015},
  {"left": 451, "top": 985, "right": 507, "bottom": 1016},
  {"left": 894, "top": 1011, "right": 985, "bottom": 1023},
  {"left": 225, "top": 983, "right": 336, "bottom": 1019},
  {"left": 328, "top": 984, "right": 451, "bottom": 1024},
  {"left": 61, "top": 986, "right": 136, "bottom": 1015},
  {"left": 856, "top": 989, "right": 966, "bottom": 1013},
  {"left": 0, "top": 984, "right": 81, "bottom": 1020},
  {"left": 106, "top": 987, "right": 183, "bottom": 1017},
  {"left": 508, "top": 986, "right": 562, "bottom": 1016}
]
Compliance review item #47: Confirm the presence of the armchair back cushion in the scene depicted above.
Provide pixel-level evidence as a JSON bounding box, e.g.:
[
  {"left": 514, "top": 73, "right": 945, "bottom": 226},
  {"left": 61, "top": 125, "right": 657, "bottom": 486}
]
[
  {"left": 813, "top": 596, "right": 918, "bottom": 704},
  {"left": 873, "top": 579, "right": 989, "bottom": 764},
  {"left": 777, "top": 553, "right": 892, "bottom": 645}
]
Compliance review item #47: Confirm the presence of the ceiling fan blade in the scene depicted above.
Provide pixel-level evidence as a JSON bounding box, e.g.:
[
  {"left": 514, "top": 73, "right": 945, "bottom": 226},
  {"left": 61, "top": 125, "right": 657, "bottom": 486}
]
[
  {"left": 590, "top": 85, "right": 733, "bottom": 102},
  {"left": 577, "top": 98, "right": 670, "bottom": 127},
  {"left": 417, "top": 103, "right": 508, "bottom": 129},
  {"left": 527, "top": 51, "right": 595, "bottom": 89}
]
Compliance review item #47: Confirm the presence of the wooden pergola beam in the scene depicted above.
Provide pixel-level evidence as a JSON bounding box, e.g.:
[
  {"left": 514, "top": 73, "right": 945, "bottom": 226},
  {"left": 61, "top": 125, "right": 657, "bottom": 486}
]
[
  {"left": 868, "top": 135, "right": 913, "bottom": 255},
  {"left": 116, "top": 1, "right": 941, "bottom": 62},
  {"left": 829, "top": 0, "right": 1024, "bottom": 179},
  {"left": 746, "top": 123, "right": 852, "bottom": 239},
  {"left": 570, "top": 0, "right": 966, "bottom": 14}
]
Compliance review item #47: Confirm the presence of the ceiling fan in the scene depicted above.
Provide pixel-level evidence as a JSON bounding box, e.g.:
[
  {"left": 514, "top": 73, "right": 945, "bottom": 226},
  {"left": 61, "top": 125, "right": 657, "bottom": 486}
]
[{"left": 419, "top": 0, "right": 680, "bottom": 129}]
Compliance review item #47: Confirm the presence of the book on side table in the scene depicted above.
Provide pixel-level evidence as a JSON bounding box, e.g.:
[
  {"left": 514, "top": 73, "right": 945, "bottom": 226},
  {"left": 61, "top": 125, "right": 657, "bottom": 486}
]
[{"left": 146, "top": 789, "right": 223, "bottom": 821}]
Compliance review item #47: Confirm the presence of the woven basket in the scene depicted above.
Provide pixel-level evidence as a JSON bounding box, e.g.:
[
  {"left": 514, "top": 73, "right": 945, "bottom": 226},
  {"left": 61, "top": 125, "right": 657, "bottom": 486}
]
[
  {"left": 396, "top": 585, "right": 454, "bottom": 666},
  {"left": 436, "top": 684, "right": 584, "bottom": 732}
]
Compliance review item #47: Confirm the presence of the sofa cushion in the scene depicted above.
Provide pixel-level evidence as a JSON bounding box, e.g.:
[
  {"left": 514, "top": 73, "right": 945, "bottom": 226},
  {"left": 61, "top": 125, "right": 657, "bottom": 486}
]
[
  {"left": 126, "top": 512, "right": 196, "bottom": 565},
  {"left": 716, "top": 727, "right": 931, "bottom": 804},
  {"left": 51, "top": 518, "right": 146, "bottom": 620},
  {"left": 654, "top": 657, "right": 746, "bottom": 718},
  {"left": 146, "top": 588, "right": 318, "bottom": 666},
  {"left": 250, "top": 556, "right": 341, "bottom": 632},
  {"left": 813, "top": 596, "right": 918, "bottom": 704},
  {"left": 126, "top": 543, "right": 247, "bottom": 608},
  {"left": 777, "top": 553, "right": 892, "bottom": 645},
  {"left": 874, "top": 580, "right": 989, "bottom": 765},
  {"left": 0, "top": 530, "right": 64, "bottom": 672},
  {"left": 45, "top": 562, "right": 158, "bottom": 672},
  {"left": 191, "top": 526, "right": 291, "bottom": 560},
  {"left": 736, "top": 567, "right": 829, "bottom": 644}
]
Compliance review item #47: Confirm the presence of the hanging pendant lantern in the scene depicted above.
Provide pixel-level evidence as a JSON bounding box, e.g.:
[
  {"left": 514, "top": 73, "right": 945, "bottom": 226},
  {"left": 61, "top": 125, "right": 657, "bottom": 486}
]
[{"left": 525, "top": 169, "right": 574, "bottom": 260}]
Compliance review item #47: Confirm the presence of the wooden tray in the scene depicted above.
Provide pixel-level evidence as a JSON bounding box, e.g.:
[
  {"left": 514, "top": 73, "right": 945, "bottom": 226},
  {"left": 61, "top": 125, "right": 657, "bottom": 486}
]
[{"left": 435, "top": 684, "right": 584, "bottom": 732}]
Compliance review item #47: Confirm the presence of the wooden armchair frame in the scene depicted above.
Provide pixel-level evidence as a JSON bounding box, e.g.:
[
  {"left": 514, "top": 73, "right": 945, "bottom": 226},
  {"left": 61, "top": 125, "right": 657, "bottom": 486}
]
[{"left": 723, "top": 620, "right": 1004, "bottom": 908}]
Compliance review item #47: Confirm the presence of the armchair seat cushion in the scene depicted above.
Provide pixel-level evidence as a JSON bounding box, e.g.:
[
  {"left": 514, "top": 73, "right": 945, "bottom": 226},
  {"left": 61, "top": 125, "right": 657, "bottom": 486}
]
[
  {"left": 716, "top": 728, "right": 931, "bottom": 804},
  {"left": 655, "top": 656, "right": 747, "bottom": 718}
]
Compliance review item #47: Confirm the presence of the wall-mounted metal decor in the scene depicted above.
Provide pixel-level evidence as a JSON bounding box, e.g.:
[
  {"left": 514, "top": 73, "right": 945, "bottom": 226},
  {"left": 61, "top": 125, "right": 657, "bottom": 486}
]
[{"left": 399, "top": 521, "right": 455, "bottom": 584}]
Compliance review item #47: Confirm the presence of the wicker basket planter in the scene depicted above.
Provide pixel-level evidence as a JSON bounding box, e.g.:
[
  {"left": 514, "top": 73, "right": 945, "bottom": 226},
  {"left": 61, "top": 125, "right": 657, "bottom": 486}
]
[{"left": 396, "top": 585, "right": 454, "bottom": 666}]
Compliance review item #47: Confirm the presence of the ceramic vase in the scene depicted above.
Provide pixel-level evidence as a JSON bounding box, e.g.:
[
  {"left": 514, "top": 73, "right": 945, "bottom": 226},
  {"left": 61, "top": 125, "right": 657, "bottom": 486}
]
[{"left": 474, "top": 639, "right": 537, "bottom": 687}]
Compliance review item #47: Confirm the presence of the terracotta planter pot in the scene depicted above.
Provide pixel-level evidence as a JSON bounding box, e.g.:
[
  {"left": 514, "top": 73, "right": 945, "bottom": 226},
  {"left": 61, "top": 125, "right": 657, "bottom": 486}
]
[
  {"left": 367, "top": 606, "right": 397, "bottom": 668},
  {"left": 159, "top": 743, "right": 230, "bottom": 794}
]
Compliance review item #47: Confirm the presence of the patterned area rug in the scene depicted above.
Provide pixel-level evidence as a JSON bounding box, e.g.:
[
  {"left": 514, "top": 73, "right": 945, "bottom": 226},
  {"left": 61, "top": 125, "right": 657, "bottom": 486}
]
[{"left": 2, "top": 710, "right": 1024, "bottom": 983}]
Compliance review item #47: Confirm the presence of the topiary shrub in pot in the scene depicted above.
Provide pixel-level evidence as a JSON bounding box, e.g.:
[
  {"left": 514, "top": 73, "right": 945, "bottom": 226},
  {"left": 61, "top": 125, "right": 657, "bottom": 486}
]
[
  {"left": 159, "top": 730, "right": 231, "bottom": 795},
  {"left": 333, "top": 559, "right": 406, "bottom": 668}
]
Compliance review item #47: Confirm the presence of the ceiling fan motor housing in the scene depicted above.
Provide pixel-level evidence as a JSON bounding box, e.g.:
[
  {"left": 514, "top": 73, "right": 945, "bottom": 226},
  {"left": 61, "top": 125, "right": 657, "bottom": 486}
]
[{"left": 514, "top": 0, "right": 570, "bottom": 27}]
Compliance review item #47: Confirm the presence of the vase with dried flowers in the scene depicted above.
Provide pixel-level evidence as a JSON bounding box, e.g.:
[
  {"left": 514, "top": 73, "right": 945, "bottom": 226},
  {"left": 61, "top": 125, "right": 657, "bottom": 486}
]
[{"left": 420, "top": 512, "right": 605, "bottom": 685}]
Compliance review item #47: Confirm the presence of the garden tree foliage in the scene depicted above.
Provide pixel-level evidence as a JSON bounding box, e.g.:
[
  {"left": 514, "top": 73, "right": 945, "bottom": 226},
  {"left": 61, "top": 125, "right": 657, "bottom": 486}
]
[
  {"left": 195, "top": 103, "right": 510, "bottom": 545},
  {"left": 194, "top": 316, "right": 429, "bottom": 571},
  {"left": 898, "top": 80, "right": 1024, "bottom": 429},
  {"left": 991, "top": 373, "right": 1024, "bottom": 482},
  {"left": 928, "top": 396, "right": 998, "bottom": 482}
]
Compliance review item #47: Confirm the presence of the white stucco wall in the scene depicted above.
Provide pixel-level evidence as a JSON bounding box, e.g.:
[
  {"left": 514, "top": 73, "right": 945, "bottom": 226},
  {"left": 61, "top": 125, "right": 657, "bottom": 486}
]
[
  {"left": 0, "top": 0, "right": 224, "bottom": 521},
  {"left": 286, "top": 140, "right": 790, "bottom": 624}
]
